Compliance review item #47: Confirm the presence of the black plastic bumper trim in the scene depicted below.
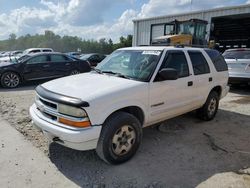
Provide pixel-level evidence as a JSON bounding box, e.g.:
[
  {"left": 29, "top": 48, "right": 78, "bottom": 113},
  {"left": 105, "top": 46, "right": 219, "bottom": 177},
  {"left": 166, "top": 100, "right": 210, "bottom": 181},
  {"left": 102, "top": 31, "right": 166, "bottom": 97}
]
[{"left": 36, "top": 85, "right": 90, "bottom": 108}]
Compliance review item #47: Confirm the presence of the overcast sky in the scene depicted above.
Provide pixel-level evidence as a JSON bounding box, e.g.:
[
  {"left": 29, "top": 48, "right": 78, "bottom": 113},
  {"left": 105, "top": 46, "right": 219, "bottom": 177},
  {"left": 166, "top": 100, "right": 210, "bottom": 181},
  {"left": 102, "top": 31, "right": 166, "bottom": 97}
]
[{"left": 0, "top": 0, "right": 249, "bottom": 42}]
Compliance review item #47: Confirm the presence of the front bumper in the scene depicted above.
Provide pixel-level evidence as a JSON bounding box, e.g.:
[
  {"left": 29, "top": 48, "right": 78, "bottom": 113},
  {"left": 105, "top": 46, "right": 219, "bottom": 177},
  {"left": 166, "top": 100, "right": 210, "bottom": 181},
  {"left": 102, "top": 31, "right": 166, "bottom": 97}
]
[{"left": 29, "top": 104, "right": 102, "bottom": 151}]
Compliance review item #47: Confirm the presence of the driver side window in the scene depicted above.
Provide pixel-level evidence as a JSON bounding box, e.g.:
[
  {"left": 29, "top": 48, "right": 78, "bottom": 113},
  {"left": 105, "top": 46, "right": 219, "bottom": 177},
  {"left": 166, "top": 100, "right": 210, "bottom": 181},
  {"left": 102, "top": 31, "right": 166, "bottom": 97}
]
[{"left": 160, "top": 51, "right": 189, "bottom": 78}]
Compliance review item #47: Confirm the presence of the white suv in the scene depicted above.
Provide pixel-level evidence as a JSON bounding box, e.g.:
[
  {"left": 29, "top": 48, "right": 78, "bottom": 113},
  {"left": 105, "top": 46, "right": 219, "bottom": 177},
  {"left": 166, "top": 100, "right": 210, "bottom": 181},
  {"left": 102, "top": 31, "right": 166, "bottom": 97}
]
[{"left": 30, "top": 46, "right": 229, "bottom": 164}]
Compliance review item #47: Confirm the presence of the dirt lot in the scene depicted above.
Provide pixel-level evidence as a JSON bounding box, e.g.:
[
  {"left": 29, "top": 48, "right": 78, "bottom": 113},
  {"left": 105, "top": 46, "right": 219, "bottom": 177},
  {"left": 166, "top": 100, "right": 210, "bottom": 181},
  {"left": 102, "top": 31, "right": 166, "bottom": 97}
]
[{"left": 0, "top": 82, "right": 250, "bottom": 187}]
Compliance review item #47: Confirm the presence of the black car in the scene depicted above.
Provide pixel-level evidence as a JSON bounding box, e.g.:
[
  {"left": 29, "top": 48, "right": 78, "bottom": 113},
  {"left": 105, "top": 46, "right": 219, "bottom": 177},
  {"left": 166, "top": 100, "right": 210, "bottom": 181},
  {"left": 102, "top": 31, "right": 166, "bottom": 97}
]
[
  {"left": 0, "top": 52, "right": 91, "bottom": 88},
  {"left": 80, "top": 53, "right": 106, "bottom": 66}
]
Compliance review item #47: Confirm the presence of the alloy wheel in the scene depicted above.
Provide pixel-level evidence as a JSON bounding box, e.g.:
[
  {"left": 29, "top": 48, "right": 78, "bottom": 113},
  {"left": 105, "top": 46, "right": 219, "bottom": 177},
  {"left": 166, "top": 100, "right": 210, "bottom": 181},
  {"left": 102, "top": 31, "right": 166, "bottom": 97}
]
[{"left": 3, "top": 73, "right": 20, "bottom": 88}]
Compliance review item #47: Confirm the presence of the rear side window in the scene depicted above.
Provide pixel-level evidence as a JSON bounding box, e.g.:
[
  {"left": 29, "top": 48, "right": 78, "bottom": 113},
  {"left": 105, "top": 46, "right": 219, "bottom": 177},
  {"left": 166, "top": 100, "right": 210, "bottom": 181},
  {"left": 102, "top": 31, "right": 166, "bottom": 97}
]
[
  {"left": 50, "top": 55, "right": 68, "bottom": 62},
  {"left": 29, "top": 50, "right": 41, "bottom": 54},
  {"left": 205, "top": 49, "right": 228, "bottom": 72},
  {"left": 43, "top": 49, "right": 52, "bottom": 52},
  {"left": 188, "top": 51, "right": 210, "bottom": 75},
  {"left": 161, "top": 51, "right": 189, "bottom": 78}
]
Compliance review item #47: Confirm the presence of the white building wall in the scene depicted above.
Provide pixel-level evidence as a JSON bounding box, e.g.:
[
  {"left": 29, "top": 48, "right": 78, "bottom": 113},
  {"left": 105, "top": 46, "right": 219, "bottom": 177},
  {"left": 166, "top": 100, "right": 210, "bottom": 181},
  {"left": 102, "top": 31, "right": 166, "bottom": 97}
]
[{"left": 133, "top": 4, "right": 250, "bottom": 46}]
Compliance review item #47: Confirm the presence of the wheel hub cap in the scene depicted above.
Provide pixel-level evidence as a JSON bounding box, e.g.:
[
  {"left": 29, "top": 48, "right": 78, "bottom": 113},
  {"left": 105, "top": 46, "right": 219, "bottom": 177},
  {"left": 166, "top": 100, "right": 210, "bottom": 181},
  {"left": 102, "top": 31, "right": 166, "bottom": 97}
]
[
  {"left": 112, "top": 125, "right": 136, "bottom": 156},
  {"left": 208, "top": 98, "right": 217, "bottom": 116}
]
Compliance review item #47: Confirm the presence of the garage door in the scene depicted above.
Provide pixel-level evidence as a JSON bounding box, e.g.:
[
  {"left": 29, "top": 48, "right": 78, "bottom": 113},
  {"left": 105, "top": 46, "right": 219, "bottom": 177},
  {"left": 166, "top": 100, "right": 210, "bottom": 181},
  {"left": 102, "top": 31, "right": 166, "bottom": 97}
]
[
  {"left": 151, "top": 24, "right": 165, "bottom": 42},
  {"left": 211, "top": 13, "right": 250, "bottom": 52}
]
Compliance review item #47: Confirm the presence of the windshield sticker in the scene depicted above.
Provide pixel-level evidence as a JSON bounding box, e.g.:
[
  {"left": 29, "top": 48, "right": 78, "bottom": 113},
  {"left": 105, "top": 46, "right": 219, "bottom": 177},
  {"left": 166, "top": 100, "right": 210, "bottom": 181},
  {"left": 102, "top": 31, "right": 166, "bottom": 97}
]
[{"left": 142, "top": 51, "right": 161, "bottom": 56}]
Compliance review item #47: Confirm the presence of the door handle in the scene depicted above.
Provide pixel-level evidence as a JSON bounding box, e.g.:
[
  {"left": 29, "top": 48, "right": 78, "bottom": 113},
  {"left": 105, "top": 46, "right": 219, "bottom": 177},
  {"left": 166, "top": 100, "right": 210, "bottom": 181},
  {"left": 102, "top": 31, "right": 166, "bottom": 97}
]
[
  {"left": 42, "top": 65, "right": 50, "bottom": 68},
  {"left": 209, "top": 77, "right": 213, "bottom": 82},
  {"left": 65, "top": 63, "right": 71, "bottom": 66},
  {"left": 188, "top": 81, "right": 193, "bottom": 86}
]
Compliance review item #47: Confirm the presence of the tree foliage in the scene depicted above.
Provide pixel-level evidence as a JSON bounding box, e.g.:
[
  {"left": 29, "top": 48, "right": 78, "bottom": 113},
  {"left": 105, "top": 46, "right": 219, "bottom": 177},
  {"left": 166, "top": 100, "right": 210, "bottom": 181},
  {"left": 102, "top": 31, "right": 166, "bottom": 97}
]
[{"left": 0, "top": 31, "right": 133, "bottom": 54}]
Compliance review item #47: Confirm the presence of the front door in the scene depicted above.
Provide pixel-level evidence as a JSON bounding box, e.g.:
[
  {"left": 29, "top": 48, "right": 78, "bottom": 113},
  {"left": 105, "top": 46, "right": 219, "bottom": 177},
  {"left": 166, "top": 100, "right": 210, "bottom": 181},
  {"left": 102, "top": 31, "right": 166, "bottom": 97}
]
[
  {"left": 22, "top": 54, "right": 50, "bottom": 80},
  {"left": 148, "top": 50, "right": 195, "bottom": 125}
]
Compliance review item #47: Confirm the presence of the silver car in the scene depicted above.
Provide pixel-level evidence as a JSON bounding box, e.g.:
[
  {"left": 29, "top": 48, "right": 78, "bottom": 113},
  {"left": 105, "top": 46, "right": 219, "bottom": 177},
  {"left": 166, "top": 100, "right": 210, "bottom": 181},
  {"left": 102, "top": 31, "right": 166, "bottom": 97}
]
[{"left": 223, "top": 49, "right": 250, "bottom": 85}]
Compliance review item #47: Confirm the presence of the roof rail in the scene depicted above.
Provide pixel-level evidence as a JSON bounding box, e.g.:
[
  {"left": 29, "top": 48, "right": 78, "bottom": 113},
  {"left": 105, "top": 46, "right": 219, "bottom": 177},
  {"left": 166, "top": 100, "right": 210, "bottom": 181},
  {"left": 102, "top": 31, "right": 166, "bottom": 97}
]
[{"left": 175, "top": 44, "right": 185, "bottom": 48}]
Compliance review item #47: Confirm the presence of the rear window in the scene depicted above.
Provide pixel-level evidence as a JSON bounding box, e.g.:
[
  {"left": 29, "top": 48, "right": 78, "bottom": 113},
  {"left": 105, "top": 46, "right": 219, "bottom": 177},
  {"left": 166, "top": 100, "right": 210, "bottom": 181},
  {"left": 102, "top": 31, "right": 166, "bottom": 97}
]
[
  {"left": 205, "top": 49, "right": 228, "bottom": 72},
  {"left": 50, "top": 54, "right": 68, "bottom": 62},
  {"left": 223, "top": 50, "right": 250, "bottom": 59}
]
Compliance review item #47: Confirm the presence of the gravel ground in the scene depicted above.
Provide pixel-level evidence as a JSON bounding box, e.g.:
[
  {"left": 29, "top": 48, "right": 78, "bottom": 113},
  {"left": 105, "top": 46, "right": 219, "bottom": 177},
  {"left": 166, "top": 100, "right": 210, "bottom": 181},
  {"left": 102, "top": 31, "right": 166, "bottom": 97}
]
[{"left": 0, "top": 82, "right": 250, "bottom": 187}]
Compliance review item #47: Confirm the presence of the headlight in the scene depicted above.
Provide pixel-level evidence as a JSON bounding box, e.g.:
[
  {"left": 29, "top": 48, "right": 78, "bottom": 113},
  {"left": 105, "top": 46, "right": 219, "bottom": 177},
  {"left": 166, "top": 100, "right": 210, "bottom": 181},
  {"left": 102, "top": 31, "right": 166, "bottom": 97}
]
[{"left": 58, "top": 103, "right": 87, "bottom": 118}]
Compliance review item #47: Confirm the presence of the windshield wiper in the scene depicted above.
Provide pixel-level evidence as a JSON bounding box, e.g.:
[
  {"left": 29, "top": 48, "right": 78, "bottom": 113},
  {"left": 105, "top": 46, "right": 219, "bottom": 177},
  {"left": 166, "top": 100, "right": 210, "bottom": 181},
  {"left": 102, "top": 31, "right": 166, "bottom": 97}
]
[
  {"left": 102, "top": 71, "right": 131, "bottom": 79},
  {"left": 92, "top": 68, "right": 103, "bottom": 74},
  {"left": 102, "top": 71, "right": 117, "bottom": 74}
]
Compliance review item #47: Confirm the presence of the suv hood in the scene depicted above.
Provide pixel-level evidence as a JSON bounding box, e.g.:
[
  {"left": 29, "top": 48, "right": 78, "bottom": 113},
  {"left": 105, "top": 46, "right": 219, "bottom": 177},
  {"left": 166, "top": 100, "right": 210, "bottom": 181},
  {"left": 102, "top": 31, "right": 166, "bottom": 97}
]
[{"left": 41, "top": 72, "right": 145, "bottom": 102}]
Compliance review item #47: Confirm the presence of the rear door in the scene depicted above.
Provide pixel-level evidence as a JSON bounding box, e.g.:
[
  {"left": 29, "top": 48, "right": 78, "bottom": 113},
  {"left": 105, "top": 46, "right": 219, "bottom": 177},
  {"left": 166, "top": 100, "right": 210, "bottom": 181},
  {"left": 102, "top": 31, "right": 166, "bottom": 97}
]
[
  {"left": 22, "top": 54, "right": 50, "bottom": 80},
  {"left": 49, "top": 54, "right": 74, "bottom": 76},
  {"left": 187, "top": 50, "right": 212, "bottom": 104}
]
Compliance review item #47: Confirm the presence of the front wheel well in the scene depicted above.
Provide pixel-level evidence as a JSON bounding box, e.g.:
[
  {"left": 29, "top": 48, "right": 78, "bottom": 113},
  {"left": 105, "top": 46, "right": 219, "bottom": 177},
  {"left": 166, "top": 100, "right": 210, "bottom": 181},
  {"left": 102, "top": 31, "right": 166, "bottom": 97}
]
[{"left": 107, "top": 106, "right": 145, "bottom": 126}]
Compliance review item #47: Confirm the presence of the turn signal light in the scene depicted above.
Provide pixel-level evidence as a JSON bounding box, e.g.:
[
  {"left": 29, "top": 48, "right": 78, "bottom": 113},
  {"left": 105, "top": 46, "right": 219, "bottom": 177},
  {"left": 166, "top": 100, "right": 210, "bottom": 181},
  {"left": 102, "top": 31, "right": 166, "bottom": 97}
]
[{"left": 58, "top": 118, "right": 91, "bottom": 128}]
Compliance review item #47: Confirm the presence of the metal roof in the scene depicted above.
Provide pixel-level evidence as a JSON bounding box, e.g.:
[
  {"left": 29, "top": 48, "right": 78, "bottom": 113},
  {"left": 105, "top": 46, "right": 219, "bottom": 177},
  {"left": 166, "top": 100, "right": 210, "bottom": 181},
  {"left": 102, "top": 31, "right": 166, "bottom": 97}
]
[{"left": 133, "top": 3, "right": 250, "bottom": 22}]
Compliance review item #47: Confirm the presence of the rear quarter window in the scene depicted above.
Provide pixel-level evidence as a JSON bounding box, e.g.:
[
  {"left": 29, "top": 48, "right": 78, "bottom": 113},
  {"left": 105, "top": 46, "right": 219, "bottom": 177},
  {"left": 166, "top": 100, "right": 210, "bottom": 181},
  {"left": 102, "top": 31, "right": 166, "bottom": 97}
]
[{"left": 205, "top": 49, "right": 228, "bottom": 72}]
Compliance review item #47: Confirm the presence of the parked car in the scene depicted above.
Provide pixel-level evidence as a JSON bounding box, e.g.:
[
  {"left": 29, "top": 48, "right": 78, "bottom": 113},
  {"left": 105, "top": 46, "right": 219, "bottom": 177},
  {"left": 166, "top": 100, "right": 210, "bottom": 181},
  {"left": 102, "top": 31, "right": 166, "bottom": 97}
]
[
  {"left": 30, "top": 46, "right": 229, "bottom": 164},
  {"left": 223, "top": 48, "right": 250, "bottom": 85},
  {"left": 80, "top": 53, "right": 106, "bottom": 66},
  {"left": 10, "top": 50, "right": 23, "bottom": 56},
  {"left": 66, "top": 52, "right": 81, "bottom": 59},
  {"left": 0, "top": 50, "right": 24, "bottom": 62},
  {"left": 0, "top": 52, "right": 91, "bottom": 88},
  {"left": 22, "top": 48, "right": 53, "bottom": 55}
]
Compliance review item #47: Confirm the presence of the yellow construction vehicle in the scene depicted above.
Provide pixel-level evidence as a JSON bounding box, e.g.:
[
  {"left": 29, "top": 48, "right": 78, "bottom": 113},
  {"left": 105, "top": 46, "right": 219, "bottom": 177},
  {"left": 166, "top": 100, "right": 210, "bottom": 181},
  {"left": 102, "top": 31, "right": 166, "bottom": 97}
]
[{"left": 151, "top": 19, "right": 208, "bottom": 47}]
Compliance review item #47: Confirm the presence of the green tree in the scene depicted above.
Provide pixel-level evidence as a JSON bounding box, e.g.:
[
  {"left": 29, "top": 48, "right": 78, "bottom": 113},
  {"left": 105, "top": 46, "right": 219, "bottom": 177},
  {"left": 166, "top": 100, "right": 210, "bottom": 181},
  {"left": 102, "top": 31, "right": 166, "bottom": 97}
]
[{"left": 0, "top": 32, "right": 133, "bottom": 54}]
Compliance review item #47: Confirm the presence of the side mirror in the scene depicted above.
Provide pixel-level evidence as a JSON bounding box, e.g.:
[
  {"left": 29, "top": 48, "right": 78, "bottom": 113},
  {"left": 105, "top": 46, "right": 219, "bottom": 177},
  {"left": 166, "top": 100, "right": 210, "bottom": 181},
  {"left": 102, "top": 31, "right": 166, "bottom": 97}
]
[{"left": 158, "top": 68, "right": 178, "bottom": 80}]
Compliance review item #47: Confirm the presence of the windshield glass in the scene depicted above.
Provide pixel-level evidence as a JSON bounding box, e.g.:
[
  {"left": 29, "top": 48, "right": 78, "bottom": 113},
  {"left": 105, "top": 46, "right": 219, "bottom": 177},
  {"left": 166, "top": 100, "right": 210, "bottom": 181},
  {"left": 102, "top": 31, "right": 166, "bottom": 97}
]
[
  {"left": 96, "top": 50, "right": 162, "bottom": 82},
  {"left": 178, "top": 22, "right": 195, "bottom": 35},
  {"left": 223, "top": 50, "right": 250, "bottom": 59},
  {"left": 17, "top": 55, "right": 30, "bottom": 62}
]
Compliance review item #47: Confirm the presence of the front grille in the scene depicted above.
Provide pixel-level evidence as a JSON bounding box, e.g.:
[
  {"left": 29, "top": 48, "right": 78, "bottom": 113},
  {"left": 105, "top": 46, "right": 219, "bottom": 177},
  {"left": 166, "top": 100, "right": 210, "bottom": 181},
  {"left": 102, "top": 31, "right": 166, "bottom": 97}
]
[
  {"left": 35, "top": 94, "right": 89, "bottom": 129},
  {"left": 39, "top": 98, "right": 57, "bottom": 109},
  {"left": 43, "top": 111, "right": 57, "bottom": 121}
]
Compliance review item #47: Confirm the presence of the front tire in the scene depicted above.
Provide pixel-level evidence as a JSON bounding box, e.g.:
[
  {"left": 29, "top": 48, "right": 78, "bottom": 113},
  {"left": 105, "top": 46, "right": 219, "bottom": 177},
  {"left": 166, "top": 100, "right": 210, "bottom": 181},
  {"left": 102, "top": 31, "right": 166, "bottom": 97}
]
[
  {"left": 70, "top": 69, "right": 80, "bottom": 75},
  {"left": 197, "top": 91, "right": 219, "bottom": 121},
  {"left": 96, "top": 112, "right": 142, "bottom": 164},
  {"left": 1, "top": 72, "right": 20, "bottom": 88}
]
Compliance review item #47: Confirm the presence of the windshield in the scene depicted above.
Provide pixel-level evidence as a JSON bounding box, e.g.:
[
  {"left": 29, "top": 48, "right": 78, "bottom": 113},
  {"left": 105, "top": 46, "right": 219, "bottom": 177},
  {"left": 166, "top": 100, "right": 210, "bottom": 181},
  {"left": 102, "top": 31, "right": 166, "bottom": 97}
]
[
  {"left": 223, "top": 50, "right": 250, "bottom": 59},
  {"left": 96, "top": 50, "right": 162, "bottom": 82},
  {"left": 178, "top": 22, "right": 195, "bottom": 35},
  {"left": 17, "top": 55, "right": 30, "bottom": 62}
]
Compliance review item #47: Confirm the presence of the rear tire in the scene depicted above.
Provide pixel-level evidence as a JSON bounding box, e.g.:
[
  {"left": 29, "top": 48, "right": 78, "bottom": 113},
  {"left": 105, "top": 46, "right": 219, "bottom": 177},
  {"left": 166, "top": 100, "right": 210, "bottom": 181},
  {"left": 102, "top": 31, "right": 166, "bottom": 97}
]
[
  {"left": 1, "top": 72, "right": 20, "bottom": 88},
  {"left": 197, "top": 91, "right": 219, "bottom": 121},
  {"left": 96, "top": 111, "right": 142, "bottom": 164}
]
